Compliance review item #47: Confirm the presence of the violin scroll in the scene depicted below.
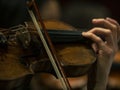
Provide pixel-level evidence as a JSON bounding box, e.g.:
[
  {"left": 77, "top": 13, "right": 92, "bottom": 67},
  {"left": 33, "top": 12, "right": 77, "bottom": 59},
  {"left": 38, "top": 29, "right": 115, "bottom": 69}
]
[{"left": 0, "top": 32, "right": 7, "bottom": 49}]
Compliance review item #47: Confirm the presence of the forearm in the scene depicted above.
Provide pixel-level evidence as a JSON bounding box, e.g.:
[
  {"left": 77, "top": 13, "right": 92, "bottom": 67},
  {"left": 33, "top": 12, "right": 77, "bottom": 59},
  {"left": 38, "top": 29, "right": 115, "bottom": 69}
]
[{"left": 94, "top": 56, "right": 114, "bottom": 90}]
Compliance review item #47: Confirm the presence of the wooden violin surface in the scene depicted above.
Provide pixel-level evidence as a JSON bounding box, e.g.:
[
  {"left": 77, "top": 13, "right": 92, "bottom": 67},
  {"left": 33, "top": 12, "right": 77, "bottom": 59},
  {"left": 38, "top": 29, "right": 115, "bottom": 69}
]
[
  {"left": 28, "top": 20, "right": 96, "bottom": 77},
  {"left": 0, "top": 42, "right": 33, "bottom": 80},
  {"left": 108, "top": 50, "right": 120, "bottom": 89},
  {"left": 0, "top": 20, "right": 96, "bottom": 89},
  {"left": 114, "top": 50, "right": 120, "bottom": 63}
]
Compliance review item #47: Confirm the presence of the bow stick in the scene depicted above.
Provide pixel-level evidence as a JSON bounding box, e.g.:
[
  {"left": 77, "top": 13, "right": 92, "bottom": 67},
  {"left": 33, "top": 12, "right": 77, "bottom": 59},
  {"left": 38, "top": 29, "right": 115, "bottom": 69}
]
[{"left": 26, "top": 0, "right": 71, "bottom": 90}]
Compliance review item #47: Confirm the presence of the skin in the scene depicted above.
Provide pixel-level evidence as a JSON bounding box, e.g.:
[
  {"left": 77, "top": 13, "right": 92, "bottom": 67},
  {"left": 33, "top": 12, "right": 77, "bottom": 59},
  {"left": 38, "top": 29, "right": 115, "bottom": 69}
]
[
  {"left": 82, "top": 17, "right": 120, "bottom": 90},
  {"left": 30, "top": 18, "right": 120, "bottom": 90},
  {"left": 31, "top": 73, "right": 88, "bottom": 90}
]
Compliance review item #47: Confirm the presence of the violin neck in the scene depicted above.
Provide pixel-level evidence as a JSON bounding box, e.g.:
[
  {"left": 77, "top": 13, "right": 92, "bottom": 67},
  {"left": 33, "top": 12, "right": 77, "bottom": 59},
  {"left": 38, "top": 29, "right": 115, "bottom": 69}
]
[{"left": 47, "top": 29, "right": 89, "bottom": 43}]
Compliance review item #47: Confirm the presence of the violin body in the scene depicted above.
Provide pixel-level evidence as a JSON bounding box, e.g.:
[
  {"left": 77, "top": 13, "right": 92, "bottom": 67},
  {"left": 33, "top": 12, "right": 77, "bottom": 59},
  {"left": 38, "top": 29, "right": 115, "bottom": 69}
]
[
  {"left": 0, "top": 27, "right": 33, "bottom": 90},
  {"left": 28, "top": 20, "right": 96, "bottom": 77},
  {"left": 0, "top": 20, "right": 96, "bottom": 89},
  {"left": 108, "top": 50, "right": 120, "bottom": 89}
]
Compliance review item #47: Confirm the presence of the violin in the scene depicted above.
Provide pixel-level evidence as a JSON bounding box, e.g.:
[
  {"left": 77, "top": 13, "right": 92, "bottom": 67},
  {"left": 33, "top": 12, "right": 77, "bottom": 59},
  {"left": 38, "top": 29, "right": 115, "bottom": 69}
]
[
  {"left": 0, "top": 20, "right": 96, "bottom": 90},
  {"left": 27, "top": 20, "right": 96, "bottom": 76},
  {"left": 0, "top": 26, "right": 33, "bottom": 90},
  {"left": 108, "top": 50, "right": 120, "bottom": 89},
  {"left": 0, "top": 1, "right": 97, "bottom": 90},
  {"left": 27, "top": 1, "right": 97, "bottom": 89}
]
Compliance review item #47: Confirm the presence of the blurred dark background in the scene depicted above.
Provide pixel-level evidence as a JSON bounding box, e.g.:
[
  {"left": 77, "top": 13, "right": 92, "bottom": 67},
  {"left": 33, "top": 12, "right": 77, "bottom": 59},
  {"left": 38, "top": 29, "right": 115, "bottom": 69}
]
[
  {"left": 58, "top": 0, "right": 120, "bottom": 29},
  {"left": 45, "top": 0, "right": 120, "bottom": 90},
  {"left": 0, "top": 0, "right": 120, "bottom": 90}
]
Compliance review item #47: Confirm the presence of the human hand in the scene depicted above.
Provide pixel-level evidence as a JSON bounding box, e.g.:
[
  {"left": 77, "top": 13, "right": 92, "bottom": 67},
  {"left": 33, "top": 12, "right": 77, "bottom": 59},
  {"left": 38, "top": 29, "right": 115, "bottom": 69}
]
[
  {"left": 82, "top": 18, "right": 120, "bottom": 56},
  {"left": 82, "top": 18, "right": 120, "bottom": 90}
]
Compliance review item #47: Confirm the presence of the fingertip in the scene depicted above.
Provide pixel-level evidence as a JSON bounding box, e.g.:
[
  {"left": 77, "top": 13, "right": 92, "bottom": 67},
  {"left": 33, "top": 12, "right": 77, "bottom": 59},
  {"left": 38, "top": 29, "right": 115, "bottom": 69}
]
[
  {"left": 82, "top": 32, "right": 86, "bottom": 36},
  {"left": 92, "top": 19, "right": 97, "bottom": 22},
  {"left": 106, "top": 17, "right": 118, "bottom": 24},
  {"left": 106, "top": 17, "right": 110, "bottom": 20},
  {"left": 92, "top": 19, "right": 97, "bottom": 21},
  {"left": 106, "top": 17, "right": 113, "bottom": 21}
]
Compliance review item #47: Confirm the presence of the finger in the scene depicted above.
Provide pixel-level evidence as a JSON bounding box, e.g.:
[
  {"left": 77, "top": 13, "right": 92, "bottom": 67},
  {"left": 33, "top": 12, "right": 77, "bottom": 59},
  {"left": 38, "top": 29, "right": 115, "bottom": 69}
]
[
  {"left": 92, "top": 18, "right": 118, "bottom": 32},
  {"left": 88, "top": 27, "right": 114, "bottom": 45},
  {"left": 106, "top": 17, "right": 119, "bottom": 26},
  {"left": 92, "top": 43, "right": 98, "bottom": 53},
  {"left": 92, "top": 18, "right": 117, "bottom": 41},
  {"left": 106, "top": 17, "right": 120, "bottom": 41},
  {"left": 82, "top": 32, "right": 105, "bottom": 49}
]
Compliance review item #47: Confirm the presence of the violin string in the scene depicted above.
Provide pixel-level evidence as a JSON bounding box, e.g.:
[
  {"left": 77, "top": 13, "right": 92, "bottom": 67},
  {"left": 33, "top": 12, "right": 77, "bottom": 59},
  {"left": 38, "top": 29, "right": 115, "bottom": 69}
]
[{"left": 27, "top": 9, "right": 67, "bottom": 90}]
